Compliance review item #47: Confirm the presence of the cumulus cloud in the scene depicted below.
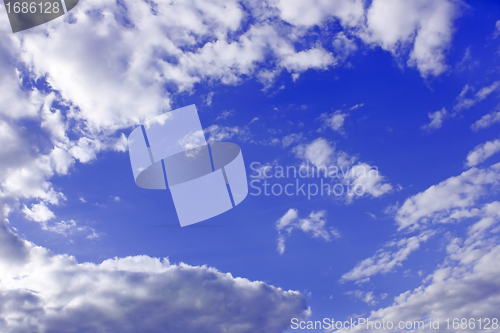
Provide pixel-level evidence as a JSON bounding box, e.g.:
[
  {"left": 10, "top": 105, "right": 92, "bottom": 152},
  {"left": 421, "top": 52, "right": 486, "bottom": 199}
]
[
  {"left": 360, "top": 0, "right": 462, "bottom": 77},
  {"left": 332, "top": 32, "right": 358, "bottom": 61},
  {"left": 275, "top": 0, "right": 364, "bottom": 28},
  {"left": 320, "top": 110, "right": 349, "bottom": 135},
  {"left": 421, "top": 107, "right": 447, "bottom": 131},
  {"left": 276, "top": 0, "right": 462, "bottom": 77},
  {"left": 10, "top": 0, "right": 355, "bottom": 134},
  {"left": 343, "top": 163, "right": 393, "bottom": 201},
  {"left": 294, "top": 138, "right": 392, "bottom": 201},
  {"left": 294, "top": 138, "right": 353, "bottom": 169},
  {"left": 465, "top": 139, "right": 500, "bottom": 168},
  {"left": 1, "top": 0, "right": 461, "bottom": 140},
  {"left": 0, "top": 0, "right": 465, "bottom": 214},
  {"left": 0, "top": 207, "right": 308, "bottom": 332},
  {"left": 276, "top": 209, "right": 340, "bottom": 254},
  {"left": 0, "top": 0, "right": 472, "bottom": 330},
  {"left": 22, "top": 203, "right": 55, "bottom": 223}
]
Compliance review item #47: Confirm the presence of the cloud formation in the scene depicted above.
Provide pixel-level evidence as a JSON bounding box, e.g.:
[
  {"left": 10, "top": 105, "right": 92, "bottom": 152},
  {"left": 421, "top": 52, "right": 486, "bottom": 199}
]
[
  {"left": 421, "top": 107, "right": 447, "bottom": 131},
  {"left": 340, "top": 231, "right": 435, "bottom": 283},
  {"left": 471, "top": 109, "right": 500, "bottom": 131},
  {"left": 0, "top": 207, "right": 308, "bottom": 332},
  {"left": 465, "top": 139, "right": 500, "bottom": 168},
  {"left": 276, "top": 209, "right": 340, "bottom": 254},
  {"left": 294, "top": 138, "right": 392, "bottom": 201},
  {"left": 395, "top": 163, "right": 500, "bottom": 230},
  {"left": 336, "top": 200, "right": 500, "bottom": 333}
]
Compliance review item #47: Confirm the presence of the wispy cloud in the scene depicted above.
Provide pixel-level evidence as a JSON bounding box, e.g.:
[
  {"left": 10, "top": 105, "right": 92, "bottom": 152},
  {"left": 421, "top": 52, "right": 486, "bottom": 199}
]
[
  {"left": 454, "top": 82, "right": 500, "bottom": 112},
  {"left": 465, "top": 139, "right": 500, "bottom": 168},
  {"left": 340, "top": 231, "right": 435, "bottom": 283},
  {"left": 421, "top": 107, "right": 447, "bottom": 131},
  {"left": 471, "top": 108, "right": 500, "bottom": 131},
  {"left": 276, "top": 209, "right": 340, "bottom": 255}
]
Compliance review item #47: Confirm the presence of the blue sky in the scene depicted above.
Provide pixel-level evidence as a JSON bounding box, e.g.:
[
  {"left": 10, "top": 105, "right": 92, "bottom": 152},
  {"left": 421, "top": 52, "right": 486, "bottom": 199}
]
[{"left": 1, "top": 0, "right": 500, "bottom": 332}]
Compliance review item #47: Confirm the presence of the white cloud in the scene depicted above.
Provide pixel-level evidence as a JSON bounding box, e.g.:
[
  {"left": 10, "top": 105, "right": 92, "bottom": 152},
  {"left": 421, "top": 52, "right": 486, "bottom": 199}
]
[
  {"left": 40, "top": 93, "right": 67, "bottom": 143},
  {"left": 215, "top": 110, "right": 234, "bottom": 121},
  {"left": 343, "top": 163, "right": 393, "bottom": 201},
  {"left": 343, "top": 164, "right": 500, "bottom": 284},
  {"left": 294, "top": 139, "right": 392, "bottom": 201},
  {"left": 0, "top": 206, "right": 308, "bottom": 332},
  {"left": 0, "top": 120, "right": 22, "bottom": 157},
  {"left": 465, "top": 139, "right": 500, "bottom": 168},
  {"left": 495, "top": 20, "right": 500, "bottom": 38},
  {"left": 320, "top": 111, "right": 349, "bottom": 134},
  {"left": 361, "top": 0, "right": 461, "bottom": 77},
  {"left": 455, "top": 81, "right": 500, "bottom": 111},
  {"left": 1, "top": 0, "right": 461, "bottom": 141},
  {"left": 276, "top": 0, "right": 462, "bottom": 78},
  {"left": 178, "top": 130, "right": 206, "bottom": 151},
  {"left": 22, "top": 203, "right": 55, "bottom": 223},
  {"left": 204, "top": 92, "right": 214, "bottom": 106},
  {"left": 1, "top": 154, "right": 65, "bottom": 205},
  {"left": 21, "top": 202, "right": 98, "bottom": 238},
  {"left": 280, "top": 47, "right": 336, "bottom": 74},
  {"left": 12, "top": 0, "right": 362, "bottom": 134},
  {"left": 113, "top": 133, "right": 128, "bottom": 152},
  {"left": 275, "top": 0, "right": 364, "bottom": 28},
  {"left": 276, "top": 209, "right": 340, "bottom": 254},
  {"left": 294, "top": 138, "right": 351, "bottom": 169},
  {"left": 204, "top": 124, "right": 250, "bottom": 142},
  {"left": 282, "top": 133, "right": 303, "bottom": 148},
  {"left": 421, "top": 107, "right": 447, "bottom": 131},
  {"left": 337, "top": 153, "right": 500, "bottom": 331},
  {"left": 332, "top": 32, "right": 358, "bottom": 61},
  {"left": 477, "top": 81, "right": 500, "bottom": 100},
  {"left": 395, "top": 163, "right": 500, "bottom": 230},
  {"left": 340, "top": 231, "right": 435, "bottom": 283},
  {"left": 345, "top": 290, "right": 378, "bottom": 306},
  {"left": 471, "top": 109, "right": 500, "bottom": 131},
  {"left": 335, "top": 201, "right": 500, "bottom": 333},
  {"left": 69, "top": 137, "right": 104, "bottom": 163},
  {"left": 0, "top": 0, "right": 471, "bottom": 329},
  {"left": 44, "top": 219, "right": 100, "bottom": 239},
  {"left": 0, "top": 41, "right": 44, "bottom": 121}
]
